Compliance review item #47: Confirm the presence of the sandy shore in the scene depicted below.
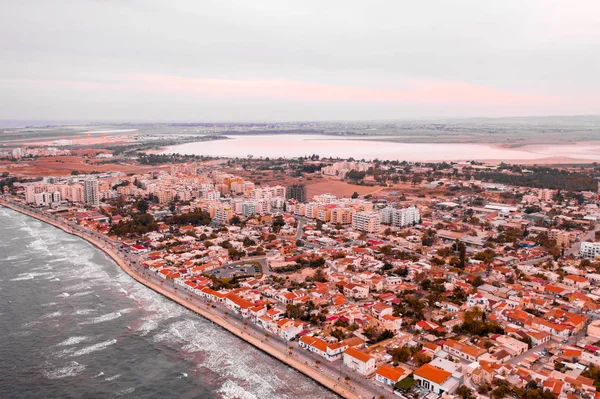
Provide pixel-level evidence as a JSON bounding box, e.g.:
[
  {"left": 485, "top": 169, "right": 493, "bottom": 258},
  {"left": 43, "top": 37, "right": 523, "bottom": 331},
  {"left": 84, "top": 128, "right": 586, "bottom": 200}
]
[{"left": 0, "top": 200, "right": 359, "bottom": 399}]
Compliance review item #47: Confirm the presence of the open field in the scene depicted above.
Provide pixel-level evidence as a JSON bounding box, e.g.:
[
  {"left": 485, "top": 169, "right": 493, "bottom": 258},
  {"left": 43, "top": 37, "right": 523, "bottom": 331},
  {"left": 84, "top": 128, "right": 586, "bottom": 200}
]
[
  {"left": 306, "top": 179, "right": 383, "bottom": 198},
  {"left": 0, "top": 156, "right": 169, "bottom": 177}
]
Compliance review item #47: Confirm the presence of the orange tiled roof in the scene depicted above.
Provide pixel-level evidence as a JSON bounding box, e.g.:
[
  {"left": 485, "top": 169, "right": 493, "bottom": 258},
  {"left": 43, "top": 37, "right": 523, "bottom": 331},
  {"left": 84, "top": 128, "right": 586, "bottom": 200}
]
[{"left": 414, "top": 363, "right": 452, "bottom": 385}]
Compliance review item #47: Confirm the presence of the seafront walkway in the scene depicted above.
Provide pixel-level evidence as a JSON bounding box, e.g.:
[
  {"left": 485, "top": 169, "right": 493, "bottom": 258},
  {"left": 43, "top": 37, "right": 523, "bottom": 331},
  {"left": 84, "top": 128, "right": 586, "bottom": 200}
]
[{"left": 1, "top": 198, "right": 396, "bottom": 399}]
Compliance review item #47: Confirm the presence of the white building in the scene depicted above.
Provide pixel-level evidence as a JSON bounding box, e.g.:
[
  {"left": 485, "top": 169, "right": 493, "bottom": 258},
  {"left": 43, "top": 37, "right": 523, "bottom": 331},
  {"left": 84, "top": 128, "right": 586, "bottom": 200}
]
[
  {"left": 581, "top": 242, "right": 600, "bottom": 259},
  {"left": 380, "top": 206, "right": 420, "bottom": 227},
  {"left": 342, "top": 348, "right": 376, "bottom": 375}
]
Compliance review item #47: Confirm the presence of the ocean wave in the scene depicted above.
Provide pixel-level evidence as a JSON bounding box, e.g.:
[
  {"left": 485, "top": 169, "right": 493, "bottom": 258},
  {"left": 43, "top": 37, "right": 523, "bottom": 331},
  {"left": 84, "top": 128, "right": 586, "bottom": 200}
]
[
  {"left": 57, "top": 292, "right": 70, "bottom": 298},
  {"left": 104, "top": 374, "right": 121, "bottom": 382},
  {"left": 115, "top": 387, "right": 136, "bottom": 396},
  {"left": 218, "top": 380, "right": 260, "bottom": 399},
  {"left": 74, "top": 308, "right": 97, "bottom": 315},
  {"left": 78, "top": 309, "right": 132, "bottom": 325},
  {"left": 71, "top": 339, "right": 117, "bottom": 357},
  {"left": 56, "top": 336, "right": 92, "bottom": 347},
  {"left": 42, "top": 311, "right": 63, "bottom": 319},
  {"left": 71, "top": 290, "right": 94, "bottom": 297},
  {"left": 42, "top": 361, "right": 86, "bottom": 380},
  {"left": 10, "top": 274, "right": 34, "bottom": 281}
]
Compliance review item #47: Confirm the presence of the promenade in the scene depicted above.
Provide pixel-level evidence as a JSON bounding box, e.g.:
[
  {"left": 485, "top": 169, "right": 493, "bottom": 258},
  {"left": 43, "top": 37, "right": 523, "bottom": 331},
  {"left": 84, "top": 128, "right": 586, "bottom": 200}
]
[{"left": 1, "top": 198, "right": 395, "bottom": 399}]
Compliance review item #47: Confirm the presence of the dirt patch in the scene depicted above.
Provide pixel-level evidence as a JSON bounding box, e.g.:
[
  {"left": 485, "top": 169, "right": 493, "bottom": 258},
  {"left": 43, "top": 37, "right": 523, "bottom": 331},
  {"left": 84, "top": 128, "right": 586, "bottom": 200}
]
[
  {"left": 306, "top": 178, "right": 383, "bottom": 198},
  {"left": 0, "top": 156, "right": 169, "bottom": 177}
]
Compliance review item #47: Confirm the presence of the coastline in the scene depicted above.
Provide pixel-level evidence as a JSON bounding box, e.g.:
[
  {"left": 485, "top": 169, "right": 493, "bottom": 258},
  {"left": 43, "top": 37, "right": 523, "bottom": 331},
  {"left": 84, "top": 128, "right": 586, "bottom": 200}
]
[{"left": 0, "top": 201, "right": 359, "bottom": 399}]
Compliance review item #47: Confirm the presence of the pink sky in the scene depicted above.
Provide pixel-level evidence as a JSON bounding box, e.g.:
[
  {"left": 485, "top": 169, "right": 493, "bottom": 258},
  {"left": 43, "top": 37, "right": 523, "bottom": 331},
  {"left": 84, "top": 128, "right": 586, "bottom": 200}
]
[{"left": 130, "top": 73, "right": 558, "bottom": 106}]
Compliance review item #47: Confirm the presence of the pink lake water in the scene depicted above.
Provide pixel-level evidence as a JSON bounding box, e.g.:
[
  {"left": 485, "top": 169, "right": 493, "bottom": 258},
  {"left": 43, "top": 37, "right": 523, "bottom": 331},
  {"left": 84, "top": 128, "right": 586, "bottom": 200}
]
[{"left": 162, "top": 135, "right": 600, "bottom": 162}]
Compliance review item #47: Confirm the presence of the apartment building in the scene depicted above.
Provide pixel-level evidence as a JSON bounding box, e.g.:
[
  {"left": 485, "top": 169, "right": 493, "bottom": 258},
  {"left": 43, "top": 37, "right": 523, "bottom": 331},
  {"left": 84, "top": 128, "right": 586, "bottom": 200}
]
[
  {"left": 351, "top": 211, "right": 381, "bottom": 233},
  {"left": 380, "top": 206, "right": 420, "bottom": 227},
  {"left": 581, "top": 242, "right": 600, "bottom": 259}
]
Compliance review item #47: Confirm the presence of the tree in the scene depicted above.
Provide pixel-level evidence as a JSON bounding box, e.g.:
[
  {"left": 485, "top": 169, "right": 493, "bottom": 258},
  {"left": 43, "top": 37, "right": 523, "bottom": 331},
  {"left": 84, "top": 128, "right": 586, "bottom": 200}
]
[
  {"left": 136, "top": 199, "right": 149, "bottom": 214},
  {"left": 470, "top": 276, "right": 485, "bottom": 287},
  {"left": 331, "top": 329, "right": 345, "bottom": 341},
  {"left": 456, "top": 385, "right": 475, "bottom": 399},
  {"left": 413, "top": 351, "right": 431, "bottom": 366},
  {"left": 391, "top": 347, "right": 411, "bottom": 363},
  {"left": 351, "top": 191, "right": 359, "bottom": 199}
]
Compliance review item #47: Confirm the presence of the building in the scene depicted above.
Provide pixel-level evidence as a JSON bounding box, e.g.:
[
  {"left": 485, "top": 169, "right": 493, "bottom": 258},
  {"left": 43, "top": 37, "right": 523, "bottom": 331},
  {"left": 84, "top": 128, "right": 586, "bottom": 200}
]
[
  {"left": 213, "top": 205, "right": 232, "bottom": 225},
  {"left": 375, "top": 365, "right": 406, "bottom": 386},
  {"left": 342, "top": 347, "right": 376, "bottom": 375},
  {"left": 581, "top": 242, "right": 600, "bottom": 259},
  {"left": 83, "top": 178, "right": 99, "bottom": 208},
  {"left": 538, "top": 188, "right": 554, "bottom": 202},
  {"left": 443, "top": 339, "right": 485, "bottom": 362},
  {"left": 380, "top": 206, "right": 420, "bottom": 227},
  {"left": 287, "top": 184, "right": 307, "bottom": 203},
  {"left": 331, "top": 207, "right": 353, "bottom": 225},
  {"left": 352, "top": 211, "right": 381, "bottom": 233},
  {"left": 413, "top": 364, "right": 454, "bottom": 395},
  {"left": 298, "top": 335, "right": 346, "bottom": 361},
  {"left": 548, "top": 229, "right": 571, "bottom": 249}
]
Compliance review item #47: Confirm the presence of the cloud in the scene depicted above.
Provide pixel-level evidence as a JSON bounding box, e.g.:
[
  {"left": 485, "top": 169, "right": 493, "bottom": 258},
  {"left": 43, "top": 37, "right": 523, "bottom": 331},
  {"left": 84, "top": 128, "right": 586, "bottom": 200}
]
[{"left": 129, "top": 74, "right": 557, "bottom": 106}]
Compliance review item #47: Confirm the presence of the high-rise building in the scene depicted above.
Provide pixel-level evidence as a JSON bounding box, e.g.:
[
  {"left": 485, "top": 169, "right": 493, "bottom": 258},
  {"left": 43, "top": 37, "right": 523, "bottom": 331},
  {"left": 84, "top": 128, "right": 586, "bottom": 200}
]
[
  {"left": 380, "top": 206, "right": 420, "bottom": 227},
  {"left": 287, "top": 184, "right": 307, "bottom": 203},
  {"left": 351, "top": 211, "right": 381, "bottom": 233},
  {"left": 84, "top": 178, "right": 99, "bottom": 207}
]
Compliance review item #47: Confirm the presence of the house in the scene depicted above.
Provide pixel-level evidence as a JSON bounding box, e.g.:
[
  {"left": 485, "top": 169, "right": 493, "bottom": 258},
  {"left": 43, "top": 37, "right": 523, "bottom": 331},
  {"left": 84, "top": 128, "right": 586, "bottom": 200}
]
[
  {"left": 375, "top": 365, "right": 406, "bottom": 386},
  {"left": 343, "top": 283, "right": 369, "bottom": 299},
  {"left": 298, "top": 336, "right": 346, "bottom": 361},
  {"left": 343, "top": 347, "right": 376, "bottom": 375},
  {"left": 413, "top": 363, "right": 454, "bottom": 395},
  {"left": 564, "top": 275, "right": 590, "bottom": 290},
  {"left": 443, "top": 339, "right": 485, "bottom": 362},
  {"left": 130, "top": 244, "right": 148, "bottom": 254}
]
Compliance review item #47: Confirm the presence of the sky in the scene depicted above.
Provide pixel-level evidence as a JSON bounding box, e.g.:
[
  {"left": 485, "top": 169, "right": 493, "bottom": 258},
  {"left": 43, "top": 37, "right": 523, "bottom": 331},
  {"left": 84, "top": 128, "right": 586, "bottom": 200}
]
[{"left": 1, "top": 0, "right": 599, "bottom": 122}]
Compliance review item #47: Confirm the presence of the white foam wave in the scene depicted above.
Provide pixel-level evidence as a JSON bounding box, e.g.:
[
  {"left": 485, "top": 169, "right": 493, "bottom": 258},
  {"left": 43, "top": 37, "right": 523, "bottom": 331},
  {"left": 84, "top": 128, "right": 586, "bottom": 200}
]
[
  {"left": 74, "top": 308, "right": 96, "bottom": 315},
  {"left": 115, "top": 387, "right": 135, "bottom": 396},
  {"left": 56, "top": 336, "right": 92, "bottom": 347},
  {"left": 57, "top": 292, "right": 70, "bottom": 298},
  {"left": 42, "top": 311, "right": 62, "bottom": 319},
  {"left": 94, "top": 371, "right": 105, "bottom": 378},
  {"left": 71, "top": 290, "right": 94, "bottom": 297},
  {"left": 79, "top": 309, "right": 132, "bottom": 325},
  {"left": 10, "top": 274, "right": 34, "bottom": 281},
  {"left": 42, "top": 361, "right": 86, "bottom": 380},
  {"left": 104, "top": 374, "right": 121, "bottom": 382},
  {"left": 71, "top": 339, "right": 117, "bottom": 357},
  {"left": 218, "top": 380, "right": 260, "bottom": 399}
]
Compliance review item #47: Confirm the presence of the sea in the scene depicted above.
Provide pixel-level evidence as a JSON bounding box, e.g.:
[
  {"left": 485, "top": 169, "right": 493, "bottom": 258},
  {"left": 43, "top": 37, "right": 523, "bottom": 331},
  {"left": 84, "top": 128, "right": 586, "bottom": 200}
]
[{"left": 0, "top": 207, "right": 338, "bottom": 399}]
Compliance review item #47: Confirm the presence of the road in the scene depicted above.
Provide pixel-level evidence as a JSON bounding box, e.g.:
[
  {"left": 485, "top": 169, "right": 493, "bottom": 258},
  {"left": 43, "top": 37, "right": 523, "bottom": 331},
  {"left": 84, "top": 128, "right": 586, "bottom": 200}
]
[{"left": 2, "top": 198, "right": 396, "bottom": 399}]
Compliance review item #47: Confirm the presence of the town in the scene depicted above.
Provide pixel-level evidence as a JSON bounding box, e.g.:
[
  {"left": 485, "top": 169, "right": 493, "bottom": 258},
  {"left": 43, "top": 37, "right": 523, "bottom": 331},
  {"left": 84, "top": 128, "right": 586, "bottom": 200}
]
[{"left": 2, "top": 156, "right": 600, "bottom": 399}]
